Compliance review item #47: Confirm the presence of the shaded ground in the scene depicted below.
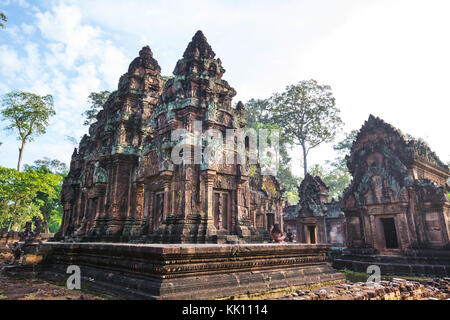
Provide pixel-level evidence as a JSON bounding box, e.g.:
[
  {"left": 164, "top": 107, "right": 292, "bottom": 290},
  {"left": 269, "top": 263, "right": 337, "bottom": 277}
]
[
  {"left": 0, "top": 252, "right": 107, "bottom": 300},
  {"left": 0, "top": 273, "right": 107, "bottom": 300},
  {"left": 1, "top": 251, "right": 449, "bottom": 300}
]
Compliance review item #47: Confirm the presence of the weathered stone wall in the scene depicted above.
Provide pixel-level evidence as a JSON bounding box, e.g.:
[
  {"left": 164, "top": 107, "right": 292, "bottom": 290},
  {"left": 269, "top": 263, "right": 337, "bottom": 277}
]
[
  {"left": 56, "top": 31, "right": 284, "bottom": 244},
  {"left": 283, "top": 174, "right": 346, "bottom": 246},
  {"left": 342, "top": 115, "right": 450, "bottom": 253},
  {"left": 0, "top": 231, "right": 19, "bottom": 252},
  {"left": 7, "top": 242, "right": 344, "bottom": 299}
]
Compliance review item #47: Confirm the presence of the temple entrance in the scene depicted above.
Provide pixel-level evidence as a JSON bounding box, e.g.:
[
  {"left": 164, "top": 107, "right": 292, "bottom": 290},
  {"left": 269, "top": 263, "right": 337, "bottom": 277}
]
[
  {"left": 153, "top": 192, "right": 164, "bottom": 231},
  {"left": 213, "top": 191, "right": 230, "bottom": 231},
  {"left": 267, "top": 213, "right": 274, "bottom": 231},
  {"left": 381, "top": 218, "right": 399, "bottom": 249},
  {"left": 308, "top": 225, "right": 316, "bottom": 244}
]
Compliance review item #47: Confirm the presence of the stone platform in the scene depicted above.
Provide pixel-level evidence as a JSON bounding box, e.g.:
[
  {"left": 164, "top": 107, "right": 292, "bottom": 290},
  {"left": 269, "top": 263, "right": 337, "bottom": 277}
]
[
  {"left": 333, "top": 249, "right": 450, "bottom": 277},
  {"left": 4, "top": 242, "right": 344, "bottom": 299}
]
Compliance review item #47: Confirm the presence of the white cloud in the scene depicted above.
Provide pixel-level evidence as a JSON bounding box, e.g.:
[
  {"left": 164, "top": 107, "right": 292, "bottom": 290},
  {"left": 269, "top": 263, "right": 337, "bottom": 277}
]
[
  {"left": 0, "top": 0, "right": 449, "bottom": 172},
  {"left": 20, "top": 23, "right": 35, "bottom": 34},
  {"left": 0, "top": 1, "right": 131, "bottom": 167},
  {"left": 0, "top": 45, "right": 23, "bottom": 75}
]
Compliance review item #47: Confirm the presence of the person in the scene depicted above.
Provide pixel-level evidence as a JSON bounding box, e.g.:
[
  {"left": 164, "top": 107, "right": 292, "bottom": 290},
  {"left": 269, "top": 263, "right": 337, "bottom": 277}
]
[
  {"left": 286, "top": 229, "right": 293, "bottom": 242},
  {"left": 270, "top": 224, "right": 286, "bottom": 243}
]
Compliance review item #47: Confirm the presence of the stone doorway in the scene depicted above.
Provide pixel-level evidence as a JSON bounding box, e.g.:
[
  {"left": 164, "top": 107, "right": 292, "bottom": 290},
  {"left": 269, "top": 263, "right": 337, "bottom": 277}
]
[
  {"left": 267, "top": 213, "right": 274, "bottom": 231},
  {"left": 213, "top": 191, "right": 230, "bottom": 231},
  {"left": 380, "top": 218, "right": 399, "bottom": 249},
  {"left": 153, "top": 192, "right": 164, "bottom": 231},
  {"left": 308, "top": 225, "right": 317, "bottom": 244}
]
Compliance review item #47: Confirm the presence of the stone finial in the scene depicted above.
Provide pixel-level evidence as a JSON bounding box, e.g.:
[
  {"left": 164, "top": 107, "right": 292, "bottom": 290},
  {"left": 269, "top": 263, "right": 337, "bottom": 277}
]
[
  {"left": 183, "top": 30, "right": 215, "bottom": 59},
  {"left": 139, "top": 45, "right": 153, "bottom": 58},
  {"left": 236, "top": 101, "right": 245, "bottom": 116}
]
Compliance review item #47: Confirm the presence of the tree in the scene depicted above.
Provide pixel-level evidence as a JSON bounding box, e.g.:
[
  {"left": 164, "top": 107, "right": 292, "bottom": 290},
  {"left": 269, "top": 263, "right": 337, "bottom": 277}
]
[
  {"left": 0, "top": 12, "right": 6, "bottom": 29},
  {"left": 325, "top": 129, "right": 357, "bottom": 199},
  {"left": 1, "top": 91, "right": 55, "bottom": 171},
  {"left": 82, "top": 90, "right": 110, "bottom": 126},
  {"left": 270, "top": 79, "right": 343, "bottom": 176},
  {"left": 244, "top": 99, "right": 301, "bottom": 204},
  {"left": 0, "top": 166, "right": 61, "bottom": 231},
  {"left": 307, "top": 130, "right": 357, "bottom": 200},
  {"left": 23, "top": 159, "right": 66, "bottom": 233},
  {"left": 24, "top": 157, "right": 68, "bottom": 175},
  {"left": 333, "top": 129, "right": 358, "bottom": 156},
  {"left": 244, "top": 98, "right": 271, "bottom": 124}
]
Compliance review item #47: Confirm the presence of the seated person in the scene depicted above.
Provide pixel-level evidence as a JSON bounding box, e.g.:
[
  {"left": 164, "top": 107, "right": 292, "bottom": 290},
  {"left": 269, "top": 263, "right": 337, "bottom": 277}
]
[
  {"left": 270, "top": 224, "right": 286, "bottom": 243},
  {"left": 286, "top": 229, "right": 294, "bottom": 242}
]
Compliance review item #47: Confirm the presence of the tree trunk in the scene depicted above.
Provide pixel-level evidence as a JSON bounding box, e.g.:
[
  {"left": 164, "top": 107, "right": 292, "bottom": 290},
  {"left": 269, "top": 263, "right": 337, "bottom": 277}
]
[
  {"left": 17, "top": 140, "right": 26, "bottom": 172},
  {"left": 302, "top": 144, "right": 308, "bottom": 177},
  {"left": 43, "top": 206, "right": 50, "bottom": 234},
  {"left": 7, "top": 202, "right": 18, "bottom": 231},
  {"left": 7, "top": 218, "right": 14, "bottom": 232}
]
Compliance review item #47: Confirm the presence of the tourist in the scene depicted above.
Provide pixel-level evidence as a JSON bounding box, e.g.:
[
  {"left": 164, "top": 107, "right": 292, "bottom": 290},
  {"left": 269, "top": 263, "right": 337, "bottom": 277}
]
[
  {"left": 286, "top": 229, "right": 293, "bottom": 242},
  {"left": 270, "top": 224, "right": 286, "bottom": 243}
]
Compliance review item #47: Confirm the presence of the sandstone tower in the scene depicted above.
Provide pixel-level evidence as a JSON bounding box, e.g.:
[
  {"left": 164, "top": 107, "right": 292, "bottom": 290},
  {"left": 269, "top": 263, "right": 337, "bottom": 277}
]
[{"left": 57, "top": 31, "right": 284, "bottom": 243}]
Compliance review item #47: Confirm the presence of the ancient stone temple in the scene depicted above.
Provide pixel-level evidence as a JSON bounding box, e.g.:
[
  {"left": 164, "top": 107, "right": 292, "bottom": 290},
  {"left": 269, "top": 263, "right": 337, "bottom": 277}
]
[
  {"left": 56, "top": 31, "right": 284, "bottom": 244},
  {"left": 6, "top": 31, "right": 345, "bottom": 300},
  {"left": 283, "top": 174, "right": 346, "bottom": 246},
  {"left": 334, "top": 115, "right": 450, "bottom": 276}
]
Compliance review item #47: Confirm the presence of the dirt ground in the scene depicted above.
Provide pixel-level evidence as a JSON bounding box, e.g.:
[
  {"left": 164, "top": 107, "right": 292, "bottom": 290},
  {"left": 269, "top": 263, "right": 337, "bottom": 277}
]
[{"left": 0, "top": 252, "right": 106, "bottom": 300}]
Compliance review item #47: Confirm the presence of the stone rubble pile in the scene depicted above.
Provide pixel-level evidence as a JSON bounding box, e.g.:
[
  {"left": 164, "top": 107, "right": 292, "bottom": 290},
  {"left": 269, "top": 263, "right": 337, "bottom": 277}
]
[{"left": 278, "top": 277, "right": 450, "bottom": 300}]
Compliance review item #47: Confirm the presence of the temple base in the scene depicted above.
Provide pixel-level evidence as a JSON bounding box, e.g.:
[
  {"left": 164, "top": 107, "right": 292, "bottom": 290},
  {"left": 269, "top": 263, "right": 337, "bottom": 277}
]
[
  {"left": 333, "top": 248, "right": 450, "bottom": 277},
  {"left": 4, "top": 242, "right": 344, "bottom": 299}
]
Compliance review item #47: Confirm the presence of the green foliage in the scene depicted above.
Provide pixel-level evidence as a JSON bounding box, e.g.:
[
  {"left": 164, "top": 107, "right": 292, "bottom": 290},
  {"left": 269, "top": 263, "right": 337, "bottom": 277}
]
[
  {"left": 24, "top": 158, "right": 67, "bottom": 233},
  {"left": 285, "top": 190, "right": 299, "bottom": 205},
  {"left": 0, "top": 164, "right": 63, "bottom": 232},
  {"left": 244, "top": 80, "right": 343, "bottom": 202},
  {"left": 270, "top": 80, "right": 343, "bottom": 176},
  {"left": 244, "top": 101, "right": 301, "bottom": 204},
  {"left": 0, "top": 12, "right": 6, "bottom": 29},
  {"left": 308, "top": 130, "right": 357, "bottom": 200},
  {"left": 1, "top": 91, "right": 55, "bottom": 143},
  {"left": 23, "top": 157, "right": 68, "bottom": 175},
  {"left": 82, "top": 90, "right": 111, "bottom": 126},
  {"left": 309, "top": 162, "right": 351, "bottom": 201},
  {"left": 244, "top": 98, "right": 271, "bottom": 124},
  {"left": 1, "top": 90, "right": 55, "bottom": 171},
  {"left": 333, "top": 129, "right": 358, "bottom": 156}
]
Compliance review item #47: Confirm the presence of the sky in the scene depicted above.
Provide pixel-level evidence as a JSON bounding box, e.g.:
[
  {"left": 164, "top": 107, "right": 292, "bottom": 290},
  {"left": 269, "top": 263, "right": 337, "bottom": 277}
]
[{"left": 0, "top": 0, "right": 449, "bottom": 177}]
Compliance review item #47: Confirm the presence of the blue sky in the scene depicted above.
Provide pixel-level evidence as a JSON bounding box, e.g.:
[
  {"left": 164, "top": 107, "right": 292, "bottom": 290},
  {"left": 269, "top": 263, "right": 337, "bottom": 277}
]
[{"left": 0, "top": 0, "right": 449, "bottom": 176}]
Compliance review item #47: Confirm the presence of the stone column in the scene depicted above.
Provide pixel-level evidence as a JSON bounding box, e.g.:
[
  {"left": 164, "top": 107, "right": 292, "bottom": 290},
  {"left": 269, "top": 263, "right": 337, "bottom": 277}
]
[
  {"left": 160, "top": 170, "right": 173, "bottom": 220},
  {"left": 203, "top": 170, "right": 215, "bottom": 221},
  {"left": 130, "top": 182, "right": 145, "bottom": 236},
  {"left": 202, "top": 169, "right": 217, "bottom": 240},
  {"left": 135, "top": 182, "right": 145, "bottom": 220},
  {"left": 148, "top": 191, "right": 154, "bottom": 232}
]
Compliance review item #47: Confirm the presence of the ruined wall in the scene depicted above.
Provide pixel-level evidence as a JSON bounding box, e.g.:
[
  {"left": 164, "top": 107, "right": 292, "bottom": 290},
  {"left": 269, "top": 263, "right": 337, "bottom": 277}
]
[
  {"left": 341, "top": 115, "right": 450, "bottom": 253},
  {"left": 0, "top": 231, "right": 19, "bottom": 253}
]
